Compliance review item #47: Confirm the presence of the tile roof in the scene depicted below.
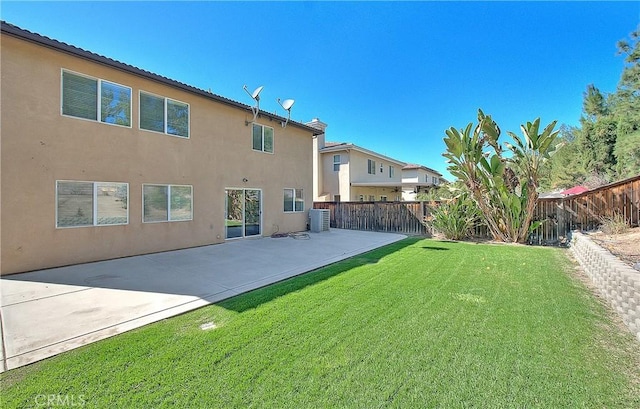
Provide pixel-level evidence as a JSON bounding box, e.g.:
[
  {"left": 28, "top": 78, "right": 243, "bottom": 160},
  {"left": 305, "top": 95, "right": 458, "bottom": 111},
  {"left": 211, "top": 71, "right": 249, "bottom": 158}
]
[{"left": 402, "top": 163, "right": 442, "bottom": 176}]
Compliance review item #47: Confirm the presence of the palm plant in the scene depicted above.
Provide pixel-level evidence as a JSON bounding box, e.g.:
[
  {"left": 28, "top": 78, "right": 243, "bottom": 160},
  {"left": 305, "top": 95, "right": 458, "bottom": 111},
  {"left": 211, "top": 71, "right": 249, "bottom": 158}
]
[{"left": 443, "top": 110, "right": 560, "bottom": 243}]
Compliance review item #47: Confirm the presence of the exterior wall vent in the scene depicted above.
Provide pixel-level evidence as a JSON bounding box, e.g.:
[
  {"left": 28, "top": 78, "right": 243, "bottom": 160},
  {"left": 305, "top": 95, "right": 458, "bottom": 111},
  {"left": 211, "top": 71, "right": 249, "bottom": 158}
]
[{"left": 309, "top": 209, "right": 330, "bottom": 233}]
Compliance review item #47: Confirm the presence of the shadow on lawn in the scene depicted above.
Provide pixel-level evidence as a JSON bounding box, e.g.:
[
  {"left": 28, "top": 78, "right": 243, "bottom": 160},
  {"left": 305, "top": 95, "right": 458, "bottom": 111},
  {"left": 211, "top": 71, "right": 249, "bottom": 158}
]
[
  {"left": 421, "top": 246, "right": 449, "bottom": 251},
  {"left": 218, "top": 237, "right": 422, "bottom": 312}
]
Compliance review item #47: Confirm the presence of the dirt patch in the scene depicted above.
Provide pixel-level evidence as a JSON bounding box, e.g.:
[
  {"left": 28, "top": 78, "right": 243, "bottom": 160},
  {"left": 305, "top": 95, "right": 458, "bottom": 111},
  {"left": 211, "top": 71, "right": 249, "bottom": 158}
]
[{"left": 585, "top": 226, "right": 640, "bottom": 268}]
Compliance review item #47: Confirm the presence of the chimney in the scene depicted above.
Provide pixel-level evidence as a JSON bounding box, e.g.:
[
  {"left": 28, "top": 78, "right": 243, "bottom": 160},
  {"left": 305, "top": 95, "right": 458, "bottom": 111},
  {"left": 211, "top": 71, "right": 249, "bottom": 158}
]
[
  {"left": 308, "top": 118, "right": 328, "bottom": 201},
  {"left": 306, "top": 117, "right": 328, "bottom": 132}
]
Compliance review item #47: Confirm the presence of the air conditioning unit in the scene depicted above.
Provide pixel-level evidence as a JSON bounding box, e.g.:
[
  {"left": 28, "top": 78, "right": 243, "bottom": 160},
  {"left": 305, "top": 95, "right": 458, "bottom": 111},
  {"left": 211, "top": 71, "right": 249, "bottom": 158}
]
[{"left": 309, "top": 209, "right": 330, "bottom": 233}]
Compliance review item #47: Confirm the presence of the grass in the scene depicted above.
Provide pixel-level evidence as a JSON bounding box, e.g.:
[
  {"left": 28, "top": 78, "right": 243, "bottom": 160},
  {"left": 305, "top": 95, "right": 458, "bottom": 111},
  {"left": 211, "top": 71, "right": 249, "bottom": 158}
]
[{"left": 2, "top": 238, "right": 639, "bottom": 408}]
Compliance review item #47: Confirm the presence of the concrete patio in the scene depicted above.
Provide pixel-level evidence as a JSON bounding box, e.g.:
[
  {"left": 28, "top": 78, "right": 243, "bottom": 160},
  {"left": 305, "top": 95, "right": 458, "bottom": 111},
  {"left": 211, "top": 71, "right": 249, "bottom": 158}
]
[{"left": 0, "top": 229, "right": 405, "bottom": 372}]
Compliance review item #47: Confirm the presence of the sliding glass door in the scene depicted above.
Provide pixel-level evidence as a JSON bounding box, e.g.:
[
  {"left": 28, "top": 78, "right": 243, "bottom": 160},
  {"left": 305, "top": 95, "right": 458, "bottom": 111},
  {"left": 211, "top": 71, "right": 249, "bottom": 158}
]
[{"left": 225, "top": 188, "right": 261, "bottom": 239}]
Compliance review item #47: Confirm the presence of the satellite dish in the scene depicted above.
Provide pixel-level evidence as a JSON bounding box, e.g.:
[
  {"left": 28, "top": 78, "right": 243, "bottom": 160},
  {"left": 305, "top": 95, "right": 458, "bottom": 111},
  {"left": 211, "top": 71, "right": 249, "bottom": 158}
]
[
  {"left": 277, "top": 98, "right": 295, "bottom": 128},
  {"left": 243, "top": 84, "right": 264, "bottom": 123},
  {"left": 250, "top": 86, "right": 264, "bottom": 100},
  {"left": 279, "top": 99, "right": 295, "bottom": 111}
]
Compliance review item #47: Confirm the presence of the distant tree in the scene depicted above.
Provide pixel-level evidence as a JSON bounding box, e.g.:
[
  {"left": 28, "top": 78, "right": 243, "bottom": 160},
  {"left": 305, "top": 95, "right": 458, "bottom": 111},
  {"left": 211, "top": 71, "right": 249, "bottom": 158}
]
[
  {"left": 579, "top": 117, "right": 618, "bottom": 178},
  {"left": 582, "top": 84, "right": 609, "bottom": 120},
  {"left": 614, "top": 131, "right": 640, "bottom": 178},
  {"left": 539, "top": 125, "right": 584, "bottom": 190},
  {"left": 612, "top": 26, "right": 640, "bottom": 177},
  {"left": 540, "top": 25, "right": 640, "bottom": 186}
]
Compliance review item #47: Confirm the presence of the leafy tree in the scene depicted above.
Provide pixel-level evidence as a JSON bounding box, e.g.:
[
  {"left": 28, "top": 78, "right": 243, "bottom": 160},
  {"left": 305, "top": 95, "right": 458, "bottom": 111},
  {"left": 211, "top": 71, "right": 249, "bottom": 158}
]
[
  {"left": 579, "top": 117, "right": 617, "bottom": 178},
  {"left": 612, "top": 26, "right": 640, "bottom": 177},
  {"left": 539, "top": 25, "right": 640, "bottom": 187},
  {"left": 539, "top": 125, "right": 585, "bottom": 190},
  {"left": 443, "top": 110, "right": 560, "bottom": 243},
  {"left": 614, "top": 130, "right": 640, "bottom": 178},
  {"left": 582, "top": 84, "right": 608, "bottom": 120}
]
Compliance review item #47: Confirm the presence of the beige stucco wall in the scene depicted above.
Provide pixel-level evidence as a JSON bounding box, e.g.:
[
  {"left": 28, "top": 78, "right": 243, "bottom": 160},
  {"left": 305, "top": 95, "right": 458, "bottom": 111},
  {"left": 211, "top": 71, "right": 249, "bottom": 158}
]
[
  {"left": 1, "top": 34, "right": 314, "bottom": 274},
  {"left": 401, "top": 168, "right": 440, "bottom": 184},
  {"left": 349, "top": 150, "right": 402, "bottom": 184},
  {"left": 320, "top": 150, "right": 350, "bottom": 201},
  {"left": 350, "top": 187, "right": 402, "bottom": 202},
  {"left": 318, "top": 149, "right": 404, "bottom": 202}
]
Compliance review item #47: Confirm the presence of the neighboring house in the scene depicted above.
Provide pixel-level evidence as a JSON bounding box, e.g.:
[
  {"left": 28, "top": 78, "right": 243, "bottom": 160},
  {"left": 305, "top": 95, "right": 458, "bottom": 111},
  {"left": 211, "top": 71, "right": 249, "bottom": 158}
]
[
  {"left": 401, "top": 164, "right": 443, "bottom": 201},
  {"left": 312, "top": 123, "right": 406, "bottom": 202},
  {"left": 560, "top": 185, "right": 589, "bottom": 196},
  {"left": 1, "top": 22, "right": 320, "bottom": 275},
  {"left": 311, "top": 120, "right": 442, "bottom": 202}
]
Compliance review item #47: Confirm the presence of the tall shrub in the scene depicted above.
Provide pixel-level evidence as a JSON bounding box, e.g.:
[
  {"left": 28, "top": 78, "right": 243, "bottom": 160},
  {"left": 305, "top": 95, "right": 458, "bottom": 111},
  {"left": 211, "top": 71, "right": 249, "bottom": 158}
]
[
  {"left": 429, "top": 192, "right": 480, "bottom": 240},
  {"left": 443, "top": 110, "right": 560, "bottom": 243}
]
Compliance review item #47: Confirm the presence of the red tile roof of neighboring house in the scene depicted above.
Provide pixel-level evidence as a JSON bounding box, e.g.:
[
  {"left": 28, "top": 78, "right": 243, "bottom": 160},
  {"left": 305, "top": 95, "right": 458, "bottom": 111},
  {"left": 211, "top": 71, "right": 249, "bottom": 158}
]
[{"left": 560, "top": 185, "right": 589, "bottom": 196}]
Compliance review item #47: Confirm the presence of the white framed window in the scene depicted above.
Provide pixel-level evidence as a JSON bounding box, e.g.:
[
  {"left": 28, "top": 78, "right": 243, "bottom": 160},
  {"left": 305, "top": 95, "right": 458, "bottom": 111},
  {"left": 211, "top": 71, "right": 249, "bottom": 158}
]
[
  {"left": 284, "top": 188, "right": 304, "bottom": 212},
  {"left": 359, "top": 195, "right": 364, "bottom": 202},
  {"left": 143, "top": 184, "right": 193, "bottom": 222},
  {"left": 433, "top": 176, "right": 439, "bottom": 185},
  {"left": 333, "top": 155, "right": 341, "bottom": 171},
  {"left": 380, "top": 196, "right": 387, "bottom": 202},
  {"left": 61, "top": 70, "right": 131, "bottom": 127},
  {"left": 252, "top": 123, "right": 274, "bottom": 153},
  {"left": 56, "top": 181, "right": 128, "bottom": 228},
  {"left": 367, "top": 159, "right": 376, "bottom": 175},
  {"left": 368, "top": 195, "right": 375, "bottom": 201},
  {"left": 139, "top": 91, "right": 190, "bottom": 138},
  {"left": 389, "top": 166, "right": 394, "bottom": 178}
]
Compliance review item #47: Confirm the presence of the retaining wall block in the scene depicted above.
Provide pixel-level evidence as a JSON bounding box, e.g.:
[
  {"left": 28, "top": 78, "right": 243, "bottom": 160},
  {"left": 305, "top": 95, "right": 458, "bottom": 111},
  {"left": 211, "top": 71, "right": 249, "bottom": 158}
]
[{"left": 570, "top": 231, "right": 640, "bottom": 343}]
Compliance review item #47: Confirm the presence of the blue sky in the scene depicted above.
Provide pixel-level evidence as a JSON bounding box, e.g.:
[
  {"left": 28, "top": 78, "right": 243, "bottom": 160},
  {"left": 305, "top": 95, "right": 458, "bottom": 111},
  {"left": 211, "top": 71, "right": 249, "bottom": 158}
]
[{"left": 2, "top": 1, "right": 639, "bottom": 179}]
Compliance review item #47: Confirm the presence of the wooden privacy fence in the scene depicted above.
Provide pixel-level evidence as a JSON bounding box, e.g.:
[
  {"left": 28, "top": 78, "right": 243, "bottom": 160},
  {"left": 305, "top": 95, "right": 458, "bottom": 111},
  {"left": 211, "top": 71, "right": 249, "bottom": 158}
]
[
  {"left": 312, "top": 201, "right": 429, "bottom": 235},
  {"left": 313, "top": 175, "right": 640, "bottom": 243},
  {"left": 530, "top": 175, "right": 640, "bottom": 244}
]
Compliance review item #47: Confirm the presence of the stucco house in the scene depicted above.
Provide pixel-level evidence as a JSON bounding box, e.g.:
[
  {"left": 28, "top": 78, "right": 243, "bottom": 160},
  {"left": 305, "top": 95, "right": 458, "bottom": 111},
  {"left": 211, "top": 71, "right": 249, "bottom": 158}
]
[
  {"left": 401, "top": 164, "right": 443, "bottom": 201},
  {"left": 312, "top": 122, "right": 406, "bottom": 202},
  {"left": 312, "top": 120, "right": 442, "bottom": 202},
  {"left": 0, "top": 22, "right": 321, "bottom": 275}
]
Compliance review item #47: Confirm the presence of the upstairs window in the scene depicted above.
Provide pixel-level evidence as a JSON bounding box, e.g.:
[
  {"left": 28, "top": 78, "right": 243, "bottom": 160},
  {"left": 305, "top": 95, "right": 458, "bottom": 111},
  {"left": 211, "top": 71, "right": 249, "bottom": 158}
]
[
  {"left": 284, "top": 188, "right": 304, "bottom": 212},
  {"left": 333, "top": 155, "right": 341, "bottom": 171},
  {"left": 140, "top": 91, "right": 190, "bottom": 138},
  {"left": 62, "top": 70, "right": 131, "bottom": 127},
  {"left": 367, "top": 159, "right": 376, "bottom": 175},
  {"left": 252, "top": 123, "right": 274, "bottom": 153},
  {"left": 389, "top": 166, "right": 394, "bottom": 178}
]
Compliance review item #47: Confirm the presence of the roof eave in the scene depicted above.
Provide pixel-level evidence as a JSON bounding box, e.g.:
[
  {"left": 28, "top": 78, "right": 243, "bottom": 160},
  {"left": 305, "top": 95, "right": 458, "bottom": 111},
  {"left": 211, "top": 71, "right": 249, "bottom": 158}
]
[{"left": 0, "top": 21, "right": 322, "bottom": 136}]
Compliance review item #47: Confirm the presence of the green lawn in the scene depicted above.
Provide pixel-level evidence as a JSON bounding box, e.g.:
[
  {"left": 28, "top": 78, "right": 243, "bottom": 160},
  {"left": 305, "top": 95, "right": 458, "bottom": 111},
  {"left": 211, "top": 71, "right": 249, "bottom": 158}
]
[{"left": 2, "top": 238, "right": 639, "bottom": 408}]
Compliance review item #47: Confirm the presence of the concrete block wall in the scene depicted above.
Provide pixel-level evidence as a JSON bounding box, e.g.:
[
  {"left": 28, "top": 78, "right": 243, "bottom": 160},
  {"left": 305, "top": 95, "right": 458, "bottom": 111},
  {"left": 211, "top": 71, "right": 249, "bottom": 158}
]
[{"left": 570, "top": 231, "right": 640, "bottom": 342}]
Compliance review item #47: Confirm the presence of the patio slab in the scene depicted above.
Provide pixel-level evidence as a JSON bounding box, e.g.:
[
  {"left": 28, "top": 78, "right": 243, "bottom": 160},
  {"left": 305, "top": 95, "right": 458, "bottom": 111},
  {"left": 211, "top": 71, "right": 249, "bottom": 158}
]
[{"left": 0, "top": 229, "right": 405, "bottom": 371}]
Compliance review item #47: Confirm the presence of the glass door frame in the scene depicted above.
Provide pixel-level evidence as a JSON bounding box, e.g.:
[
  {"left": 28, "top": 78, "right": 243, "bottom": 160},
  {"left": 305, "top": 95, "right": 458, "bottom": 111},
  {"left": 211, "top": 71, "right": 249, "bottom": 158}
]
[{"left": 224, "top": 188, "right": 262, "bottom": 240}]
